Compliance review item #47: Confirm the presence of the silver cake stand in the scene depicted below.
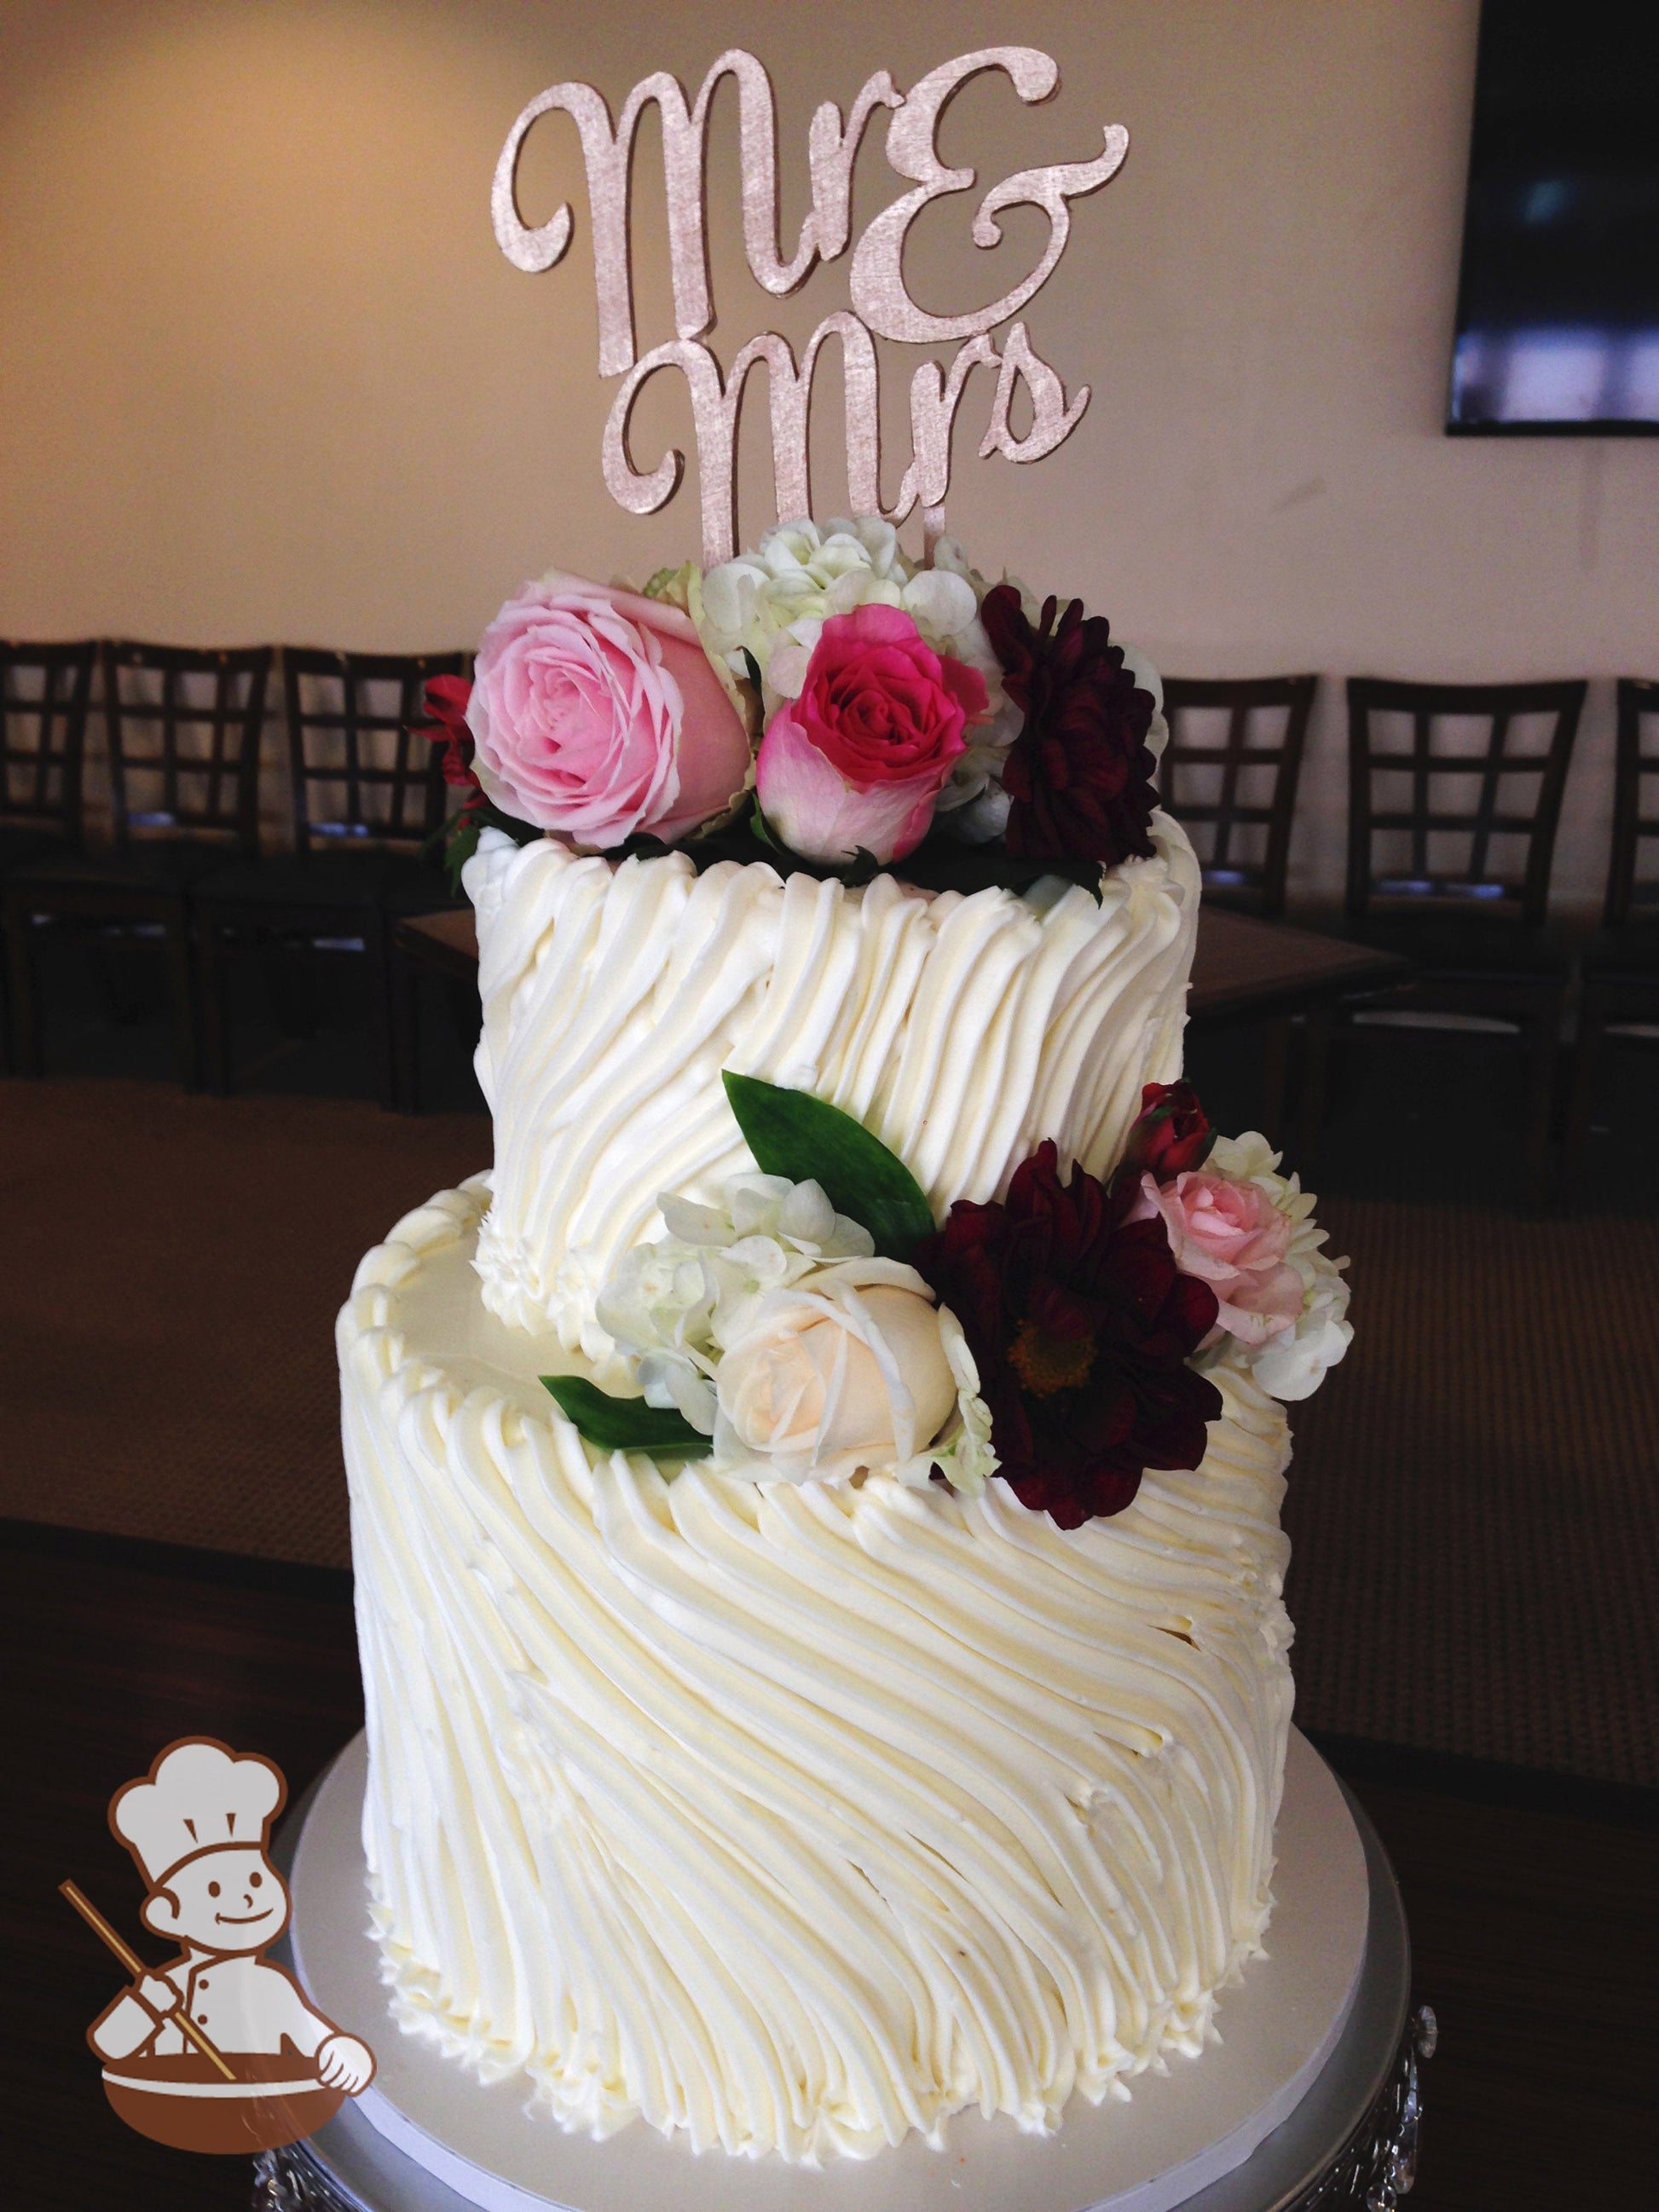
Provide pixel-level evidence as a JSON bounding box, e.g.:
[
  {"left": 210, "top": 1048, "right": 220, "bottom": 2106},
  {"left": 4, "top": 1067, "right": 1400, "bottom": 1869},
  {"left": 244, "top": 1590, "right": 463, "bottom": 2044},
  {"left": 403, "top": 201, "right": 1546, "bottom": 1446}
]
[{"left": 255, "top": 1733, "right": 1433, "bottom": 2212}]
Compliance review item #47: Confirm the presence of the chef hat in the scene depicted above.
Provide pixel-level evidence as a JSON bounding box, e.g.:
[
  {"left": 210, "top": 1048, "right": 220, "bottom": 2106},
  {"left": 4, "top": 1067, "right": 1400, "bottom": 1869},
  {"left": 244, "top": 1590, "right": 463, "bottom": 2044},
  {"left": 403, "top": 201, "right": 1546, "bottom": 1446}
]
[{"left": 111, "top": 1738, "right": 286, "bottom": 1888}]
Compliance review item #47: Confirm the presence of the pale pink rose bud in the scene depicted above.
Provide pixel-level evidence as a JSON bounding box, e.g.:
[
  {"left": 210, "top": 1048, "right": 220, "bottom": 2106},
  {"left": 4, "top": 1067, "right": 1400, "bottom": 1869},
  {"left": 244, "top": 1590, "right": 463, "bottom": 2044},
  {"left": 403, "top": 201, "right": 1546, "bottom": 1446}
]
[
  {"left": 1132, "top": 1170, "right": 1304, "bottom": 1347},
  {"left": 755, "top": 604, "right": 986, "bottom": 865},
  {"left": 467, "top": 572, "right": 752, "bottom": 848}
]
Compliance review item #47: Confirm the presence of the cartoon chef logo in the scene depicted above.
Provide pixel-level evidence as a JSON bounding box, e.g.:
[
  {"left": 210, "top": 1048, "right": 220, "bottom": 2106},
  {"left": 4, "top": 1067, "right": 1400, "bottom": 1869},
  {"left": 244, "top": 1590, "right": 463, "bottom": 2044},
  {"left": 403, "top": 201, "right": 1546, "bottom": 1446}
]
[{"left": 63, "top": 1737, "right": 375, "bottom": 2156}]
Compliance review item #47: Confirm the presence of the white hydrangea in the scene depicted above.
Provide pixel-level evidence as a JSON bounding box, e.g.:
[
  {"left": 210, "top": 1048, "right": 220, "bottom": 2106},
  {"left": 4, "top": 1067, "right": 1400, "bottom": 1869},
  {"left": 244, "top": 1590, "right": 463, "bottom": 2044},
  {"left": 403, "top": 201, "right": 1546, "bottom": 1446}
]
[
  {"left": 596, "top": 1173, "right": 876, "bottom": 1430},
  {"left": 593, "top": 1170, "right": 996, "bottom": 1493},
  {"left": 1202, "top": 1132, "right": 1352, "bottom": 1401}
]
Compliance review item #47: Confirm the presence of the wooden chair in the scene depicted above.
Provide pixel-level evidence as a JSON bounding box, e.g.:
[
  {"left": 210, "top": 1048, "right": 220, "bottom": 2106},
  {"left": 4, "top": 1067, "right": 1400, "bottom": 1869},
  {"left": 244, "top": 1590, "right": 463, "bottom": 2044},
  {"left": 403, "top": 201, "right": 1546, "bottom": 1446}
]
[
  {"left": 4, "top": 643, "right": 270, "bottom": 1086},
  {"left": 1564, "top": 679, "right": 1659, "bottom": 1193},
  {"left": 1158, "top": 675, "right": 1317, "bottom": 920},
  {"left": 1157, "top": 675, "right": 1317, "bottom": 1148},
  {"left": 0, "top": 640, "right": 97, "bottom": 1068},
  {"left": 193, "top": 649, "right": 465, "bottom": 1106},
  {"left": 0, "top": 639, "right": 95, "bottom": 864},
  {"left": 1338, "top": 675, "right": 1587, "bottom": 1206}
]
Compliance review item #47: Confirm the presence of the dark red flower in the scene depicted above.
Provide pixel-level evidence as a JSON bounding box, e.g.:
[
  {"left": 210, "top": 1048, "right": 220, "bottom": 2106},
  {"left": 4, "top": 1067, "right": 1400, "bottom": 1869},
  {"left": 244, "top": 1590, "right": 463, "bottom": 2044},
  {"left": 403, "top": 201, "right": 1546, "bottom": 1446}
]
[
  {"left": 916, "top": 1142, "right": 1222, "bottom": 1527},
  {"left": 981, "top": 584, "right": 1159, "bottom": 869},
  {"left": 1119, "top": 1081, "right": 1215, "bottom": 1186},
  {"left": 414, "top": 674, "right": 482, "bottom": 796}
]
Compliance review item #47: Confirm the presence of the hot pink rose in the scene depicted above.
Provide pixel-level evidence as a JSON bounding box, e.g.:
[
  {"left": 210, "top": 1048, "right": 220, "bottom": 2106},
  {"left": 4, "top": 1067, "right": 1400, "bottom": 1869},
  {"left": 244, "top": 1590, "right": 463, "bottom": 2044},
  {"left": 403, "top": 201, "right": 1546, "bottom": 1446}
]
[
  {"left": 466, "top": 573, "right": 751, "bottom": 847},
  {"left": 1133, "top": 1170, "right": 1304, "bottom": 1347},
  {"left": 755, "top": 604, "right": 986, "bottom": 864}
]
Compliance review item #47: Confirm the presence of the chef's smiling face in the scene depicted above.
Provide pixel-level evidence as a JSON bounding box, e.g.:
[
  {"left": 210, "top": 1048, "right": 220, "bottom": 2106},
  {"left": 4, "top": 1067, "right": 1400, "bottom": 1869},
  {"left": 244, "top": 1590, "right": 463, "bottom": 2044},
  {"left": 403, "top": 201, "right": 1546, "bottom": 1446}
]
[{"left": 141, "top": 1846, "right": 292, "bottom": 1954}]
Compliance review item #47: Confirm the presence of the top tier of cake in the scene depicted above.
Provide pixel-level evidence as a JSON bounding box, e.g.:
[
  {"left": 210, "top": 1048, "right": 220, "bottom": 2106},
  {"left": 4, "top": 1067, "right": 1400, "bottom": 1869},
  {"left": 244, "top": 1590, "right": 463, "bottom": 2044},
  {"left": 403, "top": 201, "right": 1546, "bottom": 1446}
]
[{"left": 466, "top": 821, "right": 1201, "bottom": 1354}]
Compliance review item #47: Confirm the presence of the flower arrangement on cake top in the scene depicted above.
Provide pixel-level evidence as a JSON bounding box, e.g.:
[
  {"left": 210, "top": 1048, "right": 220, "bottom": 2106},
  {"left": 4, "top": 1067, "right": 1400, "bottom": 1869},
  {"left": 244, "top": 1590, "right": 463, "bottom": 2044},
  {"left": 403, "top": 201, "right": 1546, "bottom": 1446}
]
[{"left": 419, "top": 516, "right": 1166, "bottom": 898}]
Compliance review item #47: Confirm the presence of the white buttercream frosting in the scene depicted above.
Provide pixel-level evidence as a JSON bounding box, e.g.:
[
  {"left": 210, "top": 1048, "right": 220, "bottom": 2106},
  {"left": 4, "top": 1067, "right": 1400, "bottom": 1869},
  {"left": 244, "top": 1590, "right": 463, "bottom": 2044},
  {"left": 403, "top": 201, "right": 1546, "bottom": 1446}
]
[
  {"left": 466, "top": 823, "right": 1200, "bottom": 1357},
  {"left": 340, "top": 1186, "right": 1295, "bottom": 2164}
]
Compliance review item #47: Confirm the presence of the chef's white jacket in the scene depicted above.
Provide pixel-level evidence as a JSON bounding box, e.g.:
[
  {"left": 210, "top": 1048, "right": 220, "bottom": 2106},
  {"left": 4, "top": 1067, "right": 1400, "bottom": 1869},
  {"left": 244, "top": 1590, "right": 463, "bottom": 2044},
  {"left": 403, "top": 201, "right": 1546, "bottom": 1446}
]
[{"left": 90, "top": 1950, "right": 332, "bottom": 2062}]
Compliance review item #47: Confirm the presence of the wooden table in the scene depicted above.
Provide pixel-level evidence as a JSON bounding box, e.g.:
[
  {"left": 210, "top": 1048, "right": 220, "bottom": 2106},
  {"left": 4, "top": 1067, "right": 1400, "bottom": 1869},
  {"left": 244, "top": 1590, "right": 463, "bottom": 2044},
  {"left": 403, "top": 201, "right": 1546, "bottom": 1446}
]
[
  {"left": 393, "top": 902, "right": 1407, "bottom": 1141},
  {"left": 393, "top": 904, "right": 481, "bottom": 983},
  {"left": 1188, "top": 908, "right": 1405, "bottom": 1025}
]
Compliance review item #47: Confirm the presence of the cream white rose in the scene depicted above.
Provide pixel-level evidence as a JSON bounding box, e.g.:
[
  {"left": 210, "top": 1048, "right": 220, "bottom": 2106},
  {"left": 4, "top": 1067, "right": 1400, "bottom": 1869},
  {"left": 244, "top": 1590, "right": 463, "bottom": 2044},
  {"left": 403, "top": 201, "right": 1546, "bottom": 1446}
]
[{"left": 713, "top": 1270, "right": 957, "bottom": 1483}]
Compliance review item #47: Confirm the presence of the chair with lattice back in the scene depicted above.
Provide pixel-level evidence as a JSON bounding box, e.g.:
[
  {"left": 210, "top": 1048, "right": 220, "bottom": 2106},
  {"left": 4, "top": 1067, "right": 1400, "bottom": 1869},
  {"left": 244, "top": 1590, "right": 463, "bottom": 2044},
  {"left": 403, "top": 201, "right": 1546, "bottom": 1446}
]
[
  {"left": 1339, "top": 675, "right": 1587, "bottom": 1204},
  {"left": 0, "top": 639, "right": 95, "bottom": 863},
  {"left": 1564, "top": 679, "right": 1659, "bottom": 1192},
  {"left": 192, "top": 648, "right": 465, "bottom": 1106},
  {"left": 0, "top": 638, "right": 98, "bottom": 1068},
  {"left": 1155, "top": 674, "right": 1317, "bottom": 1146},
  {"left": 1159, "top": 674, "right": 1317, "bottom": 920},
  {"left": 3, "top": 641, "right": 270, "bottom": 1086}
]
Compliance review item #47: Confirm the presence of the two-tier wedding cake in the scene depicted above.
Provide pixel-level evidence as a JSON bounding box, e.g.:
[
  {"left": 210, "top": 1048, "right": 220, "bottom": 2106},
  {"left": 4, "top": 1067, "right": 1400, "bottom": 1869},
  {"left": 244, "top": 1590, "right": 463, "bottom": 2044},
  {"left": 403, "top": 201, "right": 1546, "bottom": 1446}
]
[{"left": 336, "top": 518, "right": 1350, "bottom": 2166}]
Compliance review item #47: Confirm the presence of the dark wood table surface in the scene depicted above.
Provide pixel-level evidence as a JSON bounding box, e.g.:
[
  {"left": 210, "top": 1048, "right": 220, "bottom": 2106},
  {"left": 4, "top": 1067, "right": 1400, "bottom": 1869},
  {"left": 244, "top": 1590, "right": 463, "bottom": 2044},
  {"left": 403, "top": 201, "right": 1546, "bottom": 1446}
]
[
  {"left": 4, "top": 1523, "right": 1650, "bottom": 2211},
  {"left": 396, "top": 903, "right": 1407, "bottom": 1024}
]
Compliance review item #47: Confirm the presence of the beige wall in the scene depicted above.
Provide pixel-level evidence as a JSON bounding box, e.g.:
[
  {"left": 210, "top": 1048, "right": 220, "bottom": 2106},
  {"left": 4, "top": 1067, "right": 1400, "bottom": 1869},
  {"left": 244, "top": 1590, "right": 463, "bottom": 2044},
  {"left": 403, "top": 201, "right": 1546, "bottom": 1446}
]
[{"left": 2, "top": 0, "right": 1654, "bottom": 906}]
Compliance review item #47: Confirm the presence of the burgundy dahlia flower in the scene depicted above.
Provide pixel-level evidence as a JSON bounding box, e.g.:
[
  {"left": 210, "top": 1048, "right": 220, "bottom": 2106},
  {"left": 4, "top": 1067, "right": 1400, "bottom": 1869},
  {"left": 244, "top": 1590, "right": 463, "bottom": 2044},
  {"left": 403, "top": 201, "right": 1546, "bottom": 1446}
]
[
  {"left": 915, "top": 1141, "right": 1222, "bottom": 1528},
  {"left": 980, "top": 584, "right": 1159, "bottom": 869}
]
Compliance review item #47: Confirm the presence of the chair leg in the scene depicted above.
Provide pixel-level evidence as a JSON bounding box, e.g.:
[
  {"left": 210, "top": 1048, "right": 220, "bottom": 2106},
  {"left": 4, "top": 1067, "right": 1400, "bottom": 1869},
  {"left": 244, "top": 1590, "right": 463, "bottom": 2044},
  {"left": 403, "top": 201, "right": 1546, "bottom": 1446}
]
[
  {"left": 165, "top": 910, "right": 201, "bottom": 1092},
  {"left": 1561, "top": 997, "right": 1609, "bottom": 1204},
  {"left": 197, "top": 908, "right": 234, "bottom": 1097},
  {"left": 5, "top": 898, "right": 43, "bottom": 1077},
  {"left": 1521, "top": 996, "right": 1564, "bottom": 1211},
  {"left": 1258, "top": 1016, "right": 1290, "bottom": 1149}
]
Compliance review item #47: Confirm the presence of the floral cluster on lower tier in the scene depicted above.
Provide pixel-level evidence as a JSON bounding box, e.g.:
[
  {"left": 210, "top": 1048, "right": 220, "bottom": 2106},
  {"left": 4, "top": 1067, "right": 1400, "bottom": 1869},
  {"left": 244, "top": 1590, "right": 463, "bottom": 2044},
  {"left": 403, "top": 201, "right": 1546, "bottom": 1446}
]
[
  {"left": 418, "top": 517, "right": 1166, "bottom": 899},
  {"left": 544, "top": 1077, "right": 1351, "bottom": 1530},
  {"left": 593, "top": 1175, "right": 997, "bottom": 1499}
]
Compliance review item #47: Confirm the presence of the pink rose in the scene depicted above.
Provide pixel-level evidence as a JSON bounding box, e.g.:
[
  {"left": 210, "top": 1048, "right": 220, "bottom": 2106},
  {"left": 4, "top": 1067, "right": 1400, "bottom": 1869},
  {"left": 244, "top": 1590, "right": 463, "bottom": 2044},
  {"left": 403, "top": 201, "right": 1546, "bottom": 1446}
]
[
  {"left": 466, "top": 573, "right": 751, "bottom": 847},
  {"left": 755, "top": 604, "right": 987, "bottom": 865},
  {"left": 1133, "top": 1170, "right": 1304, "bottom": 1347}
]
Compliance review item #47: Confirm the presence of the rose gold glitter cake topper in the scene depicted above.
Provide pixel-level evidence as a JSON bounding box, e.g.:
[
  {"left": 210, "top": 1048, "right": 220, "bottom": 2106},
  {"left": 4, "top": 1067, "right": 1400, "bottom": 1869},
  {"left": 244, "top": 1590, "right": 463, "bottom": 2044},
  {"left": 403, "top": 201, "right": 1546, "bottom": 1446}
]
[{"left": 492, "top": 46, "right": 1128, "bottom": 565}]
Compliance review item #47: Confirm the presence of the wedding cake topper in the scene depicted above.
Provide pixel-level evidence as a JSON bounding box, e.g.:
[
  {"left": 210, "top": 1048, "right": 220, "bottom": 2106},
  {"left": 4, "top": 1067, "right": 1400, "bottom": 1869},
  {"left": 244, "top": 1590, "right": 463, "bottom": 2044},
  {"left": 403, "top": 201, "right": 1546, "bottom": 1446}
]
[{"left": 492, "top": 46, "right": 1128, "bottom": 563}]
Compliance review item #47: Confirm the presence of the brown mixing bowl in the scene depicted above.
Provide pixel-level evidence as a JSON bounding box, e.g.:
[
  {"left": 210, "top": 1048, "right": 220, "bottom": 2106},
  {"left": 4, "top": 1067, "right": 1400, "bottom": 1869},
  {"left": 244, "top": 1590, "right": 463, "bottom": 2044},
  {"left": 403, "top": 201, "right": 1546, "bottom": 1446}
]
[{"left": 101, "top": 2051, "right": 347, "bottom": 2154}]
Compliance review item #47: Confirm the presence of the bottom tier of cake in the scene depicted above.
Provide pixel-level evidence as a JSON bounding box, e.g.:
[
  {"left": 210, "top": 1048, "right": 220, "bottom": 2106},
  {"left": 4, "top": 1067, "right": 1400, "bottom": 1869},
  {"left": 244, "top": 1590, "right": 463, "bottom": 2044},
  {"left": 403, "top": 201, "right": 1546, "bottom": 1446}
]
[{"left": 338, "top": 1181, "right": 1298, "bottom": 2165}]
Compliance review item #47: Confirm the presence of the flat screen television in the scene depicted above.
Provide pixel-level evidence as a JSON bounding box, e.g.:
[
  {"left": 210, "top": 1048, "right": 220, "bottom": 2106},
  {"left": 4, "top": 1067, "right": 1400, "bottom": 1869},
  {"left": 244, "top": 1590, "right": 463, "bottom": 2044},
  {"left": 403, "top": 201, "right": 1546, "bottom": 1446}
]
[{"left": 1448, "top": 1, "right": 1659, "bottom": 433}]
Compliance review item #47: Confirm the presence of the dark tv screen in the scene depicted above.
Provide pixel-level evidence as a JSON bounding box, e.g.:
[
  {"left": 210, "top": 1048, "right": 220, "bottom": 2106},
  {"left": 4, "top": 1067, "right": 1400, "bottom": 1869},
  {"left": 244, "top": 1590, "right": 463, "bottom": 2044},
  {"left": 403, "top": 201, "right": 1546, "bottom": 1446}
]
[{"left": 1448, "top": 1, "right": 1659, "bottom": 432}]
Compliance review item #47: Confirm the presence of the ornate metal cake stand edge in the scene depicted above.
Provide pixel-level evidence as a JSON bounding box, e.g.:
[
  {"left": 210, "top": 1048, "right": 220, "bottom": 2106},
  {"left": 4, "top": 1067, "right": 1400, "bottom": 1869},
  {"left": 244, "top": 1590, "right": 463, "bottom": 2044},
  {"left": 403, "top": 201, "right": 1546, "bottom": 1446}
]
[{"left": 1292, "top": 2004, "right": 1436, "bottom": 2212}]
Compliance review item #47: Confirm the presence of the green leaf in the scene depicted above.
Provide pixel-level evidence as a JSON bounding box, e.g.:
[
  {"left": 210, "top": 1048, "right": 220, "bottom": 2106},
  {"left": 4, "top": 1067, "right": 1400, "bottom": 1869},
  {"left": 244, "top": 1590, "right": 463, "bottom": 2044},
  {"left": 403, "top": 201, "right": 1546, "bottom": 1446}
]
[
  {"left": 722, "top": 1071, "right": 936, "bottom": 1262},
  {"left": 440, "top": 810, "right": 483, "bottom": 890},
  {"left": 541, "top": 1376, "right": 713, "bottom": 1459}
]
